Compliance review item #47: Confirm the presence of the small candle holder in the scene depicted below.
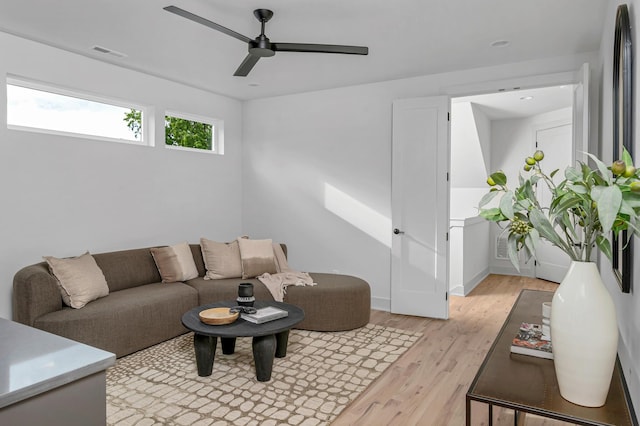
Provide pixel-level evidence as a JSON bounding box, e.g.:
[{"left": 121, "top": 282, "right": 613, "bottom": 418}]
[{"left": 237, "top": 283, "right": 255, "bottom": 307}]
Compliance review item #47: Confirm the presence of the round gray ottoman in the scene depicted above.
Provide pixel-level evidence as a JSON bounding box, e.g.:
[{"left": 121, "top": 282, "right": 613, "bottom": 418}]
[{"left": 284, "top": 273, "right": 370, "bottom": 331}]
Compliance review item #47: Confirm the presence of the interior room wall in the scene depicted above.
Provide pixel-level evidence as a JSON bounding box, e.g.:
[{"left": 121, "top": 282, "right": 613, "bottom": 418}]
[
  {"left": 450, "top": 102, "right": 493, "bottom": 218},
  {"left": 242, "top": 52, "right": 595, "bottom": 311},
  {"left": 0, "top": 32, "right": 244, "bottom": 320},
  {"left": 489, "top": 107, "right": 573, "bottom": 276},
  {"left": 449, "top": 101, "right": 491, "bottom": 295},
  {"left": 598, "top": 0, "right": 640, "bottom": 411},
  {"left": 451, "top": 103, "right": 492, "bottom": 188}
]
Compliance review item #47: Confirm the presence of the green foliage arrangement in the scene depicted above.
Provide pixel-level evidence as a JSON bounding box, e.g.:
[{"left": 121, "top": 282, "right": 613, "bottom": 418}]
[
  {"left": 124, "top": 109, "right": 213, "bottom": 150},
  {"left": 478, "top": 149, "right": 640, "bottom": 270}
]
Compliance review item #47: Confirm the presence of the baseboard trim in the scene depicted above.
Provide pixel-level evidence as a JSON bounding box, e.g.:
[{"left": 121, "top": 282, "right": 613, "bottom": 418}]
[
  {"left": 465, "top": 268, "right": 489, "bottom": 295},
  {"left": 489, "top": 265, "right": 534, "bottom": 277},
  {"left": 450, "top": 285, "right": 465, "bottom": 297},
  {"left": 450, "top": 268, "right": 490, "bottom": 297},
  {"left": 371, "top": 297, "right": 390, "bottom": 312}
]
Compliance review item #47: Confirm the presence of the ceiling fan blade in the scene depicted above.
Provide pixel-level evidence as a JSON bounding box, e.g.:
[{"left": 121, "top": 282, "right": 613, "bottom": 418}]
[
  {"left": 272, "top": 43, "right": 368, "bottom": 55},
  {"left": 233, "top": 54, "right": 261, "bottom": 77},
  {"left": 164, "top": 5, "right": 252, "bottom": 44}
]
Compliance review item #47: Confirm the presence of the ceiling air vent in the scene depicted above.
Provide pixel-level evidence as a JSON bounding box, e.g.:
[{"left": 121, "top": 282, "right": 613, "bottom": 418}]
[
  {"left": 91, "top": 45, "right": 127, "bottom": 58},
  {"left": 496, "top": 235, "right": 509, "bottom": 260}
]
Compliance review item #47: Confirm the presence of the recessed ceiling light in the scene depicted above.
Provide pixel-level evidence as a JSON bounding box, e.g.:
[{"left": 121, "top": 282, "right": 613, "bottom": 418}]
[
  {"left": 520, "top": 96, "right": 534, "bottom": 101},
  {"left": 490, "top": 40, "right": 510, "bottom": 48},
  {"left": 248, "top": 83, "right": 260, "bottom": 87}
]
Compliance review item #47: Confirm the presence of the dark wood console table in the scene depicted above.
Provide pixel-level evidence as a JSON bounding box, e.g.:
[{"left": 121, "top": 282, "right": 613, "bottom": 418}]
[{"left": 466, "top": 289, "right": 637, "bottom": 426}]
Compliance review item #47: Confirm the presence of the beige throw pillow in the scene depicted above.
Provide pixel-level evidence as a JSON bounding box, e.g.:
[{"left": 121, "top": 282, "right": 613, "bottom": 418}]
[
  {"left": 150, "top": 242, "right": 199, "bottom": 283},
  {"left": 43, "top": 252, "right": 109, "bottom": 309},
  {"left": 200, "top": 238, "right": 243, "bottom": 279},
  {"left": 238, "top": 238, "right": 278, "bottom": 279}
]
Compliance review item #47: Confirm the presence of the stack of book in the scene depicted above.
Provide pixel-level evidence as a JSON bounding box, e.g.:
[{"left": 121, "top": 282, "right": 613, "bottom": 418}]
[
  {"left": 541, "top": 301, "right": 551, "bottom": 341},
  {"left": 241, "top": 306, "right": 288, "bottom": 324},
  {"left": 510, "top": 322, "right": 553, "bottom": 359}
]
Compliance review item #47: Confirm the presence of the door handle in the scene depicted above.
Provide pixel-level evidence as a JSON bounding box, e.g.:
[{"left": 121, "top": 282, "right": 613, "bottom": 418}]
[{"left": 393, "top": 228, "right": 404, "bottom": 235}]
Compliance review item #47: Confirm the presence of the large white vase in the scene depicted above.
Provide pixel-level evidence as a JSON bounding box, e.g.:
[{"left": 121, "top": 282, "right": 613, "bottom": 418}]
[{"left": 550, "top": 261, "right": 618, "bottom": 407}]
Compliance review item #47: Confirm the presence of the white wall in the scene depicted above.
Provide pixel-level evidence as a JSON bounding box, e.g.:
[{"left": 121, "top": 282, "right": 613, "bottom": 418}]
[
  {"left": 450, "top": 102, "right": 492, "bottom": 219},
  {"left": 450, "top": 102, "right": 492, "bottom": 190},
  {"left": 598, "top": 0, "right": 640, "bottom": 411},
  {"left": 242, "top": 53, "right": 595, "bottom": 311},
  {"left": 0, "top": 32, "right": 244, "bottom": 319},
  {"left": 449, "top": 217, "right": 490, "bottom": 296},
  {"left": 473, "top": 103, "right": 493, "bottom": 177},
  {"left": 489, "top": 107, "right": 573, "bottom": 276},
  {"left": 449, "top": 101, "right": 491, "bottom": 294}
]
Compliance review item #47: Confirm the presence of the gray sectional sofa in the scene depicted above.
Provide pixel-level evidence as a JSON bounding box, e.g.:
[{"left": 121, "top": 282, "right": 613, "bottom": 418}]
[{"left": 13, "top": 244, "right": 371, "bottom": 357}]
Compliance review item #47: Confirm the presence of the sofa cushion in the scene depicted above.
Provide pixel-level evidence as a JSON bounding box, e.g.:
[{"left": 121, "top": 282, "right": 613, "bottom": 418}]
[
  {"left": 238, "top": 238, "right": 277, "bottom": 279},
  {"left": 93, "top": 248, "right": 162, "bottom": 292},
  {"left": 285, "top": 273, "right": 371, "bottom": 331},
  {"left": 43, "top": 252, "right": 109, "bottom": 309},
  {"left": 185, "top": 277, "right": 275, "bottom": 306},
  {"left": 150, "top": 242, "right": 199, "bottom": 283},
  {"left": 34, "top": 282, "right": 199, "bottom": 357},
  {"left": 200, "top": 238, "right": 243, "bottom": 279},
  {"left": 189, "top": 244, "right": 206, "bottom": 277}
]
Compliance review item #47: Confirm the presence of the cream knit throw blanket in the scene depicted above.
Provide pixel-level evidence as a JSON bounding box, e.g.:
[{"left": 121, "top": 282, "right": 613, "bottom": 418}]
[{"left": 258, "top": 244, "right": 317, "bottom": 302}]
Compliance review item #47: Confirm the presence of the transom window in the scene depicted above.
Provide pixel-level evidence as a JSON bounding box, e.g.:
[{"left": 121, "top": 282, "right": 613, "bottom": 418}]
[
  {"left": 7, "top": 78, "right": 146, "bottom": 144},
  {"left": 163, "top": 111, "right": 222, "bottom": 154}
]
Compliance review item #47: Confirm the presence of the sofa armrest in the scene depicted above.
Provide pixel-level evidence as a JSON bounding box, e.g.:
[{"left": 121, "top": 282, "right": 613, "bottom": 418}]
[{"left": 13, "top": 263, "right": 62, "bottom": 326}]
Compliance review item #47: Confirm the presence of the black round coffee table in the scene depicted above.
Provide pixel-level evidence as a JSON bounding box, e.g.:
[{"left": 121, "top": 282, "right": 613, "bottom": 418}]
[{"left": 182, "top": 300, "right": 304, "bottom": 382}]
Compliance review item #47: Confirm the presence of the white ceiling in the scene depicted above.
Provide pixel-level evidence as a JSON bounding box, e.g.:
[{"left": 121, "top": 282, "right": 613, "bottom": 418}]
[
  {"left": 0, "top": 0, "right": 607, "bottom": 101},
  {"left": 453, "top": 85, "right": 575, "bottom": 121}
]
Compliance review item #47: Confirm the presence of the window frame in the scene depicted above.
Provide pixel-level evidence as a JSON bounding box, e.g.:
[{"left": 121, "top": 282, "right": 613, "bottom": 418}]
[
  {"left": 164, "top": 110, "right": 224, "bottom": 155},
  {"left": 6, "top": 76, "right": 150, "bottom": 146}
]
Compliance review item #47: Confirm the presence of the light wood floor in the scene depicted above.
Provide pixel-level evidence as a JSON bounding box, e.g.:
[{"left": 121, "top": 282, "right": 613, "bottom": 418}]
[{"left": 331, "top": 274, "right": 574, "bottom": 426}]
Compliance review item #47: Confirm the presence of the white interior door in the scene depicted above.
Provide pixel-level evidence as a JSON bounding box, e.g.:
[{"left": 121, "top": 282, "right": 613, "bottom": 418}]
[
  {"left": 535, "top": 123, "right": 573, "bottom": 283},
  {"left": 391, "top": 96, "right": 449, "bottom": 319}
]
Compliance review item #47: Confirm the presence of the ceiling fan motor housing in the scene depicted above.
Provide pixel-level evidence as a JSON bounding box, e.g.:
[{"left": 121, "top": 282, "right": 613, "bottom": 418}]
[{"left": 249, "top": 35, "right": 276, "bottom": 57}]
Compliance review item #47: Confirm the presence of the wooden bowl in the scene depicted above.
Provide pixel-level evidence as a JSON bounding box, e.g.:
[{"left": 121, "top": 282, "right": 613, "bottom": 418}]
[{"left": 199, "top": 307, "right": 239, "bottom": 325}]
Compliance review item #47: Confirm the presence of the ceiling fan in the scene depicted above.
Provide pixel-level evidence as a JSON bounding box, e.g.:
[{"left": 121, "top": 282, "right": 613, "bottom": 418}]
[{"left": 164, "top": 5, "right": 369, "bottom": 77}]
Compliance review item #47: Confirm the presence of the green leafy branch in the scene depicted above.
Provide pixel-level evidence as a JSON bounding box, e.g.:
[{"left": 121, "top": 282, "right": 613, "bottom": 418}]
[{"left": 479, "top": 149, "right": 640, "bottom": 271}]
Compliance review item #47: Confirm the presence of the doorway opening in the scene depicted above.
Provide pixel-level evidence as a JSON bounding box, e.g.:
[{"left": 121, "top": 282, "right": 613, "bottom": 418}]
[{"left": 449, "top": 84, "right": 575, "bottom": 295}]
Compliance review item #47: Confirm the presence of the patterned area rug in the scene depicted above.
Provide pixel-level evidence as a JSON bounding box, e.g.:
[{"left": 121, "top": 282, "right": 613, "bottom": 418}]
[{"left": 106, "top": 324, "right": 421, "bottom": 426}]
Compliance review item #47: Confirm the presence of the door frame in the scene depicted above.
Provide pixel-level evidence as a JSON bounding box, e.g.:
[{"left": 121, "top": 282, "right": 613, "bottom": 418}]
[{"left": 444, "top": 65, "right": 591, "bottom": 278}]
